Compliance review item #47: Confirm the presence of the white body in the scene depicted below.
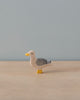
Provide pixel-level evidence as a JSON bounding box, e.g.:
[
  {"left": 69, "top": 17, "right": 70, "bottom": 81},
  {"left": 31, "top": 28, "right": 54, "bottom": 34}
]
[{"left": 26, "top": 50, "right": 51, "bottom": 70}]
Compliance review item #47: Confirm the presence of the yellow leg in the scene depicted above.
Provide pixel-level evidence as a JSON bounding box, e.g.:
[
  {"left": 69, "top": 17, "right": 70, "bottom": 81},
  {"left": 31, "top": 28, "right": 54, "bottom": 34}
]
[{"left": 37, "top": 70, "right": 43, "bottom": 74}]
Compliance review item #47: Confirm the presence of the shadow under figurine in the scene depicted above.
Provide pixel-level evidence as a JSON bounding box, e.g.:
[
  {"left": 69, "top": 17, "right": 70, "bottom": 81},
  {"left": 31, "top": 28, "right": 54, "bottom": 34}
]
[{"left": 25, "top": 50, "right": 51, "bottom": 74}]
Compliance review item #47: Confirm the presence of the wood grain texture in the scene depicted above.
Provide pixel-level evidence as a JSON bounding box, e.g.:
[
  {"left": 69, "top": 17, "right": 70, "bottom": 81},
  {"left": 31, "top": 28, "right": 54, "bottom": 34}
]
[{"left": 0, "top": 61, "right": 80, "bottom": 100}]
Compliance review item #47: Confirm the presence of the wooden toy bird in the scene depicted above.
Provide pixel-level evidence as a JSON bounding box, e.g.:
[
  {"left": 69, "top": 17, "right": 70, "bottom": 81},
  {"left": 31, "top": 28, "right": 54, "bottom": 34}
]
[{"left": 25, "top": 50, "right": 51, "bottom": 74}]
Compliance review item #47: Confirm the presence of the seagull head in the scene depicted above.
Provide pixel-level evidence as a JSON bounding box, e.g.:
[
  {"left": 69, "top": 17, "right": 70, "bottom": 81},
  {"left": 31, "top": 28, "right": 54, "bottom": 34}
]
[{"left": 25, "top": 50, "right": 35, "bottom": 57}]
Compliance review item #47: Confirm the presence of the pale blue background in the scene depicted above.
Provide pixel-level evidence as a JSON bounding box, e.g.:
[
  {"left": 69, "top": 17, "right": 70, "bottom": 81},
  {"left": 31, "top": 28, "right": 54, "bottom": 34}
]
[{"left": 0, "top": 0, "right": 80, "bottom": 60}]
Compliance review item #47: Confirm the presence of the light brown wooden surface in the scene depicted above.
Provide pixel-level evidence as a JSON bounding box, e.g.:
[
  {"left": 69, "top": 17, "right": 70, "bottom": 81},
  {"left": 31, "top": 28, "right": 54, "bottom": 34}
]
[{"left": 0, "top": 61, "right": 80, "bottom": 100}]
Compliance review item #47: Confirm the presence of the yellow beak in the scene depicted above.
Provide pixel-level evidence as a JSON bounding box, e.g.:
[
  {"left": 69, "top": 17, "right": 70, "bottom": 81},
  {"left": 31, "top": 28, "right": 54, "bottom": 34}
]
[{"left": 25, "top": 53, "right": 30, "bottom": 56}]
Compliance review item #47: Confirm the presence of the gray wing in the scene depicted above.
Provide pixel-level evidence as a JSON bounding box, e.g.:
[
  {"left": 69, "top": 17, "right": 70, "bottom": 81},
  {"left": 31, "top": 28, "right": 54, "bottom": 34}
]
[{"left": 36, "top": 58, "right": 47, "bottom": 66}]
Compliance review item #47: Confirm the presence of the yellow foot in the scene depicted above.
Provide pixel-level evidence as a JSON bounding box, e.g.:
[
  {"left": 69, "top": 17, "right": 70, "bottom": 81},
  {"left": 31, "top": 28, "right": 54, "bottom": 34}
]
[{"left": 37, "top": 70, "right": 43, "bottom": 74}]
